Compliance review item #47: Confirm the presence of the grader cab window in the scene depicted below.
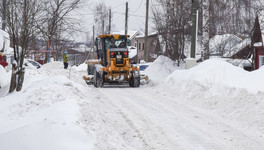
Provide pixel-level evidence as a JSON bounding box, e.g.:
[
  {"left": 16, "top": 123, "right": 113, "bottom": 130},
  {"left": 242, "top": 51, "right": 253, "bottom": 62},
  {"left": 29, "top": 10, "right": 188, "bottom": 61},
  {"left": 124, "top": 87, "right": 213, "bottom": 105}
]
[{"left": 105, "top": 37, "right": 127, "bottom": 49}]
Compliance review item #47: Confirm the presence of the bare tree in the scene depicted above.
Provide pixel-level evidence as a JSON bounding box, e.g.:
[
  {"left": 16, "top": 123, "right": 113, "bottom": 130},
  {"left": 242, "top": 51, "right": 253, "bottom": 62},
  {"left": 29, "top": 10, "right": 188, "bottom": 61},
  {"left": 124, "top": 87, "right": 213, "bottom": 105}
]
[
  {"left": 202, "top": 0, "right": 209, "bottom": 60},
  {"left": 7, "top": 0, "right": 43, "bottom": 92},
  {"left": 36, "top": 0, "right": 81, "bottom": 60},
  {"left": 208, "top": 0, "right": 263, "bottom": 38},
  {"left": 93, "top": 2, "right": 110, "bottom": 35},
  {"left": 152, "top": 0, "right": 191, "bottom": 65},
  {"left": 152, "top": 0, "right": 264, "bottom": 63}
]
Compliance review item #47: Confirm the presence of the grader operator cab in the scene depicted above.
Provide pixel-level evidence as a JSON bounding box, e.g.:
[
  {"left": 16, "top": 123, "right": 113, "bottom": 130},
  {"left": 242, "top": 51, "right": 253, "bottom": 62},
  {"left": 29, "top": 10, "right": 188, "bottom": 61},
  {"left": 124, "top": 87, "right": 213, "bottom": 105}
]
[{"left": 83, "top": 34, "right": 140, "bottom": 88}]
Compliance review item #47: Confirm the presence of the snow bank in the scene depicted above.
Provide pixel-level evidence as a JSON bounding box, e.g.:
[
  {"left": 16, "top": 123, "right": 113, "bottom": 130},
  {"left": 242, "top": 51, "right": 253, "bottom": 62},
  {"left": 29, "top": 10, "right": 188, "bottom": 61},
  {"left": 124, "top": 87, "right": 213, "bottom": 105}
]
[
  {"left": 0, "top": 65, "right": 10, "bottom": 97},
  {"left": 71, "top": 63, "right": 87, "bottom": 72},
  {"left": 160, "top": 59, "right": 264, "bottom": 137},
  {"left": 0, "top": 62, "right": 93, "bottom": 150},
  {"left": 145, "top": 55, "right": 179, "bottom": 82},
  {"left": 165, "top": 59, "right": 263, "bottom": 94},
  {"left": 36, "top": 61, "right": 87, "bottom": 86}
]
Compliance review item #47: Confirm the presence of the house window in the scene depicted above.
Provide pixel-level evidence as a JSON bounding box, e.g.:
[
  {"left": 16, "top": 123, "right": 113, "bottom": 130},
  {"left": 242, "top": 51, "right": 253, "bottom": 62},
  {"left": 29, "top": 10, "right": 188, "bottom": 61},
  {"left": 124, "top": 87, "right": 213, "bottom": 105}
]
[
  {"left": 259, "top": 56, "right": 264, "bottom": 68},
  {"left": 142, "top": 43, "right": 145, "bottom": 50},
  {"left": 135, "top": 43, "right": 137, "bottom": 47},
  {"left": 139, "top": 43, "right": 141, "bottom": 50}
]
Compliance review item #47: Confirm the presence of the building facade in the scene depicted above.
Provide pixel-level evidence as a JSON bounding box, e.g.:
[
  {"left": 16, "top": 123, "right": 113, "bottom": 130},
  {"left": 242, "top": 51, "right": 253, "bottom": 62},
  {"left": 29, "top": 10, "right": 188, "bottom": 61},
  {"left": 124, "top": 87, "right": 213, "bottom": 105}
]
[
  {"left": 252, "top": 11, "right": 264, "bottom": 69},
  {"left": 134, "top": 33, "right": 161, "bottom": 62}
]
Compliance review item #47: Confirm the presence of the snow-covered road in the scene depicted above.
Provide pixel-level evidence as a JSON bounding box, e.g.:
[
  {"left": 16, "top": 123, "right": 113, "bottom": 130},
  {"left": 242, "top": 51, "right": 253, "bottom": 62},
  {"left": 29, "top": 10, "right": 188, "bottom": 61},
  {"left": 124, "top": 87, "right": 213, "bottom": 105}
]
[
  {"left": 1, "top": 58, "right": 264, "bottom": 150},
  {"left": 79, "top": 85, "right": 264, "bottom": 150}
]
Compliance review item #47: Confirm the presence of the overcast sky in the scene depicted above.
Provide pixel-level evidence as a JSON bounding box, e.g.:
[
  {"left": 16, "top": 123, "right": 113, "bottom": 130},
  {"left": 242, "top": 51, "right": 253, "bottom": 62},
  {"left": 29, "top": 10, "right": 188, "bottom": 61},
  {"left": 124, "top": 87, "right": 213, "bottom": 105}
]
[{"left": 72, "top": 0, "right": 156, "bottom": 42}]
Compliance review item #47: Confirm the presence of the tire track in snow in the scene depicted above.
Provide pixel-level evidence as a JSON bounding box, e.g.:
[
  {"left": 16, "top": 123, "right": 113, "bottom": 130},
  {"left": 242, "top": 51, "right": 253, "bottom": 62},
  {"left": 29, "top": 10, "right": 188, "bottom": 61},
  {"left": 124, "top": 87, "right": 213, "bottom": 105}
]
[
  {"left": 98, "top": 87, "right": 184, "bottom": 150},
  {"left": 99, "top": 87, "right": 263, "bottom": 150},
  {"left": 79, "top": 87, "right": 149, "bottom": 150},
  {"left": 128, "top": 87, "right": 264, "bottom": 150},
  {"left": 97, "top": 88, "right": 155, "bottom": 150}
]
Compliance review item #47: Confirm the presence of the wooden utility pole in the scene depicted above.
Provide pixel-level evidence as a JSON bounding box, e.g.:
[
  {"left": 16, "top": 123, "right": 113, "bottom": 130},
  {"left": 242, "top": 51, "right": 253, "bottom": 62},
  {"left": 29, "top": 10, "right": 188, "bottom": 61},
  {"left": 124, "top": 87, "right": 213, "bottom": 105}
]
[
  {"left": 2, "top": 0, "right": 6, "bottom": 31},
  {"left": 190, "top": 0, "right": 199, "bottom": 58},
  {"left": 202, "top": 0, "right": 209, "bottom": 60},
  {"left": 125, "top": 2, "right": 128, "bottom": 35},
  {"left": 92, "top": 25, "right": 95, "bottom": 51},
  {"left": 144, "top": 0, "right": 149, "bottom": 61},
  {"left": 109, "top": 9, "right": 111, "bottom": 34},
  {"left": 102, "top": 19, "right": 104, "bottom": 35}
]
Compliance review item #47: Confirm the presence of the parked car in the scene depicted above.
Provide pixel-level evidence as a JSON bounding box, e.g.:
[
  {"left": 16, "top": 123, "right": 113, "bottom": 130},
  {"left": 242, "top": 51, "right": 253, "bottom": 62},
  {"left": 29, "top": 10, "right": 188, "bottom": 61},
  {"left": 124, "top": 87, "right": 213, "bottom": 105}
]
[
  {"left": 139, "top": 62, "right": 152, "bottom": 84},
  {"left": 24, "top": 59, "right": 42, "bottom": 69}
]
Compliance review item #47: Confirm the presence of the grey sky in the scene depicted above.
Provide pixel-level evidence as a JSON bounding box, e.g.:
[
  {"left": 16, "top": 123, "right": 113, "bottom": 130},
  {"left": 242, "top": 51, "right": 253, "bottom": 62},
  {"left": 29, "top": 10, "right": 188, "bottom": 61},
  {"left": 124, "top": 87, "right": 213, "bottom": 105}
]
[{"left": 72, "top": 0, "right": 155, "bottom": 42}]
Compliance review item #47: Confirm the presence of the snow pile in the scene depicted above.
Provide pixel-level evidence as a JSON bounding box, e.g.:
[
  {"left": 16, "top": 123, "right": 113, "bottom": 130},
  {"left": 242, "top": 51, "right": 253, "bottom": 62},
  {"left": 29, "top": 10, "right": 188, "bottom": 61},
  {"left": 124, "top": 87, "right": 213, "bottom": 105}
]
[
  {"left": 71, "top": 62, "right": 87, "bottom": 72},
  {"left": 164, "top": 59, "right": 264, "bottom": 94},
  {"left": 144, "top": 55, "right": 179, "bottom": 82},
  {"left": 36, "top": 61, "right": 87, "bottom": 86},
  {"left": 0, "top": 63, "right": 93, "bottom": 150},
  {"left": 0, "top": 65, "right": 10, "bottom": 97},
  {"left": 160, "top": 59, "right": 264, "bottom": 137}
]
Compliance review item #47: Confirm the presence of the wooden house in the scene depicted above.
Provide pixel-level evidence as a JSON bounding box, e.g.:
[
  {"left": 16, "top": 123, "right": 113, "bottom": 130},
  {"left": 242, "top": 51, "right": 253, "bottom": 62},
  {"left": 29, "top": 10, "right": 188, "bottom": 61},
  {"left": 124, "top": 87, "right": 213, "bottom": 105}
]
[{"left": 252, "top": 11, "right": 264, "bottom": 69}]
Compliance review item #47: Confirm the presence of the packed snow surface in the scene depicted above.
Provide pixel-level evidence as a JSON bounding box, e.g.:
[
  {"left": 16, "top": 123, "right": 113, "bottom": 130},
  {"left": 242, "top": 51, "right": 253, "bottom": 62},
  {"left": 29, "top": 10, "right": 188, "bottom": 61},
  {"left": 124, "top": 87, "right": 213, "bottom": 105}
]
[{"left": 0, "top": 57, "right": 264, "bottom": 150}]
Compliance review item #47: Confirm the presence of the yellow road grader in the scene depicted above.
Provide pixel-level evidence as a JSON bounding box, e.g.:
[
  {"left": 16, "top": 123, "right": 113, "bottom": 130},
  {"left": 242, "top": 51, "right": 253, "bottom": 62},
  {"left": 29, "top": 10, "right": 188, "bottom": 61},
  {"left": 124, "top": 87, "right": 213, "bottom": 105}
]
[{"left": 83, "top": 34, "right": 140, "bottom": 88}]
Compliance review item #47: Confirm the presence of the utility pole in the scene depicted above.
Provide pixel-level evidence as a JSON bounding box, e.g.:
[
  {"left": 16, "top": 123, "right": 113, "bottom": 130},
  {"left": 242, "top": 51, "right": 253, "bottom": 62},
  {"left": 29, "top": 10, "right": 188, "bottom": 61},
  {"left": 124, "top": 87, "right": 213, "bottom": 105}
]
[
  {"left": 144, "top": 0, "right": 149, "bottom": 61},
  {"left": 2, "top": 0, "right": 6, "bottom": 31},
  {"left": 190, "top": 0, "right": 199, "bottom": 58},
  {"left": 92, "top": 25, "right": 95, "bottom": 51},
  {"left": 202, "top": 0, "right": 209, "bottom": 60},
  {"left": 109, "top": 9, "right": 111, "bottom": 34},
  {"left": 102, "top": 19, "right": 104, "bottom": 35},
  {"left": 125, "top": 2, "right": 128, "bottom": 35}
]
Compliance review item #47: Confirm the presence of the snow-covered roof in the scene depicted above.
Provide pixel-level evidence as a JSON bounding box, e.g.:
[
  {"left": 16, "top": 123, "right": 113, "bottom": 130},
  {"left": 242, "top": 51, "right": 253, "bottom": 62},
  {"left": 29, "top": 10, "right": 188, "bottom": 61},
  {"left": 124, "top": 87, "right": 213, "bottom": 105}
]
[
  {"left": 209, "top": 34, "right": 242, "bottom": 55},
  {"left": 112, "top": 30, "right": 143, "bottom": 40},
  {"left": 135, "top": 32, "right": 159, "bottom": 38},
  {"left": 223, "top": 38, "right": 251, "bottom": 57}
]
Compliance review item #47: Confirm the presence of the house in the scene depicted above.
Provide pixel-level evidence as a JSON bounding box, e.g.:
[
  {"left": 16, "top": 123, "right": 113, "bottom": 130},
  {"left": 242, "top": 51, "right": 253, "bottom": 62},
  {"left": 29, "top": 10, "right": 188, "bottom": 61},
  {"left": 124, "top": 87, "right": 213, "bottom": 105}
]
[
  {"left": 111, "top": 30, "right": 161, "bottom": 62},
  {"left": 223, "top": 38, "right": 253, "bottom": 71},
  {"left": 223, "top": 38, "right": 252, "bottom": 59},
  {"left": 134, "top": 33, "right": 162, "bottom": 62},
  {"left": 252, "top": 11, "right": 264, "bottom": 69}
]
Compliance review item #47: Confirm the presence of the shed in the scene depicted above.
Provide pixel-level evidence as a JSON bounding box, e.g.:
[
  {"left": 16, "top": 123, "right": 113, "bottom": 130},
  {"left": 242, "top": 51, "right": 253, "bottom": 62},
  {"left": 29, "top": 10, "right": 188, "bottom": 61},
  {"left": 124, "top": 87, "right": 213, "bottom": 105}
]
[{"left": 252, "top": 11, "right": 264, "bottom": 69}]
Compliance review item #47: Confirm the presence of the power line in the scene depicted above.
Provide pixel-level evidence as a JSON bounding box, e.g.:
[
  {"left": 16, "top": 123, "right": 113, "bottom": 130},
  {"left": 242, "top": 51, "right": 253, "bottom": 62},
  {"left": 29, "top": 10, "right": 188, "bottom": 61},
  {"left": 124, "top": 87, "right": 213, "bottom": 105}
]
[
  {"left": 130, "top": 0, "right": 144, "bottom": 13},
  {"left": 112, "top": 3, "right": 126, "bottom": 9},
  {"left": 113, "top": 11, "right": 145, "bottom": 18}
]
